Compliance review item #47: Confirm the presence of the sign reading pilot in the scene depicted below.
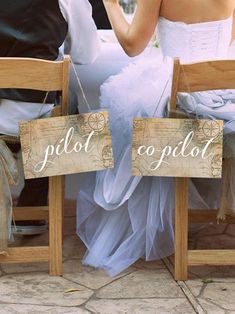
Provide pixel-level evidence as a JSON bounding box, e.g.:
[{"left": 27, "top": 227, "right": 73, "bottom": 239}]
[{"left": 20, "top": 112, "right": 114, "bottom": 179}]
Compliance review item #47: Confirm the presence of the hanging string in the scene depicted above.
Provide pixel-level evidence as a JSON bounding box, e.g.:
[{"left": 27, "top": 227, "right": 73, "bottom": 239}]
[
  {"left": 37, "top": 91, "right": 50, "bottom": 118},
  {"left": 35, "top": 59, "right": 93, "bottom": 117},
  {"left": 153, "top": 74, "right": 171, "bottom": 117},
  {"left": 70, "top": 60, "right": 92, "bottom": 112}
]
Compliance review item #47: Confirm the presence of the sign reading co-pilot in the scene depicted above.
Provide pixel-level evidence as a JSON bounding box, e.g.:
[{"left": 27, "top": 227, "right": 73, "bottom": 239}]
[
  {"left": 20, "top": 112, "right": 114, "bottom": 179},
  {"left": 132, "top": 118, "right": 223, "bottom": 178}
]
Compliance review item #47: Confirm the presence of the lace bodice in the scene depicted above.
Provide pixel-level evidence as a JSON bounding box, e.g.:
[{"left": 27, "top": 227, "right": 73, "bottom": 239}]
[{"left": 157, "top": 16, "right": 233, "bottom": 62}]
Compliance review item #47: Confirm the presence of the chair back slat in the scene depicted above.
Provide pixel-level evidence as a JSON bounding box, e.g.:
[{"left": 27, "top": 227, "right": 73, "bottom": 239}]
[
  {"left": 178, "top": 60, "right": 235, "bottom": 92},
  {"left": 0, "top": 57, "right": 68, "bottom": 91},
  {"left": 170, "top": 59, "right": 235, "bottom": 113}
]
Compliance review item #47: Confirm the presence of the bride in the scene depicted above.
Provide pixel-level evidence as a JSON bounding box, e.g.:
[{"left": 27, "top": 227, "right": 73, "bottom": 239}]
[{"left": 77, "top": 0, "right": 235, "bottom": 276}]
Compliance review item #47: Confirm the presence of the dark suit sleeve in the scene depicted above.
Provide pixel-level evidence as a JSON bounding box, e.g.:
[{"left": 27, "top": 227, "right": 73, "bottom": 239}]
[{"left": 88, "top": 0, "right": 111, "bottom": 29}]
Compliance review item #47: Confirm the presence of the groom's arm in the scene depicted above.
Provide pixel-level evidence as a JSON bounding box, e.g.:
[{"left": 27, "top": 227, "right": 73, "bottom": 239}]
[{"left": 59, "top": 0, "right": 101, "bottom": 64}]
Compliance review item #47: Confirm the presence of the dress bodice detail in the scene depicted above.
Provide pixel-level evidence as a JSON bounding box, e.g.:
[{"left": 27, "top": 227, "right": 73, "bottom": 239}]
[{"left": 157, "top": 16, "right": 232, "bottom": 62}]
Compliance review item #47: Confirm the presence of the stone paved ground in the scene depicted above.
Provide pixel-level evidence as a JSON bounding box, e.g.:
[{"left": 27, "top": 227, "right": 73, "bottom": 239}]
[{"left": 1, "top": 203, "right": 235, "bottom": 313}]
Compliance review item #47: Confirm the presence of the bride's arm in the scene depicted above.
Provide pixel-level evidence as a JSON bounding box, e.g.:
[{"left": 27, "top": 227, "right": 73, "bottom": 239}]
[{"left": 103, "top": 0, "right": 162, "bottom": 56}]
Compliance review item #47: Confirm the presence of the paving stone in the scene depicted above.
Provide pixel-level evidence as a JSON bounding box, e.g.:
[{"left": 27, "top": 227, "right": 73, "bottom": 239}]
[
  {"left": 196, "top": 234, "right": 235, "bottom": 250},
  {"left": 64, "top": 259, "right": 135, "bottom": 290},
  {"left": 0, "top": 273, "right": 93, "bottom": 307},
  {"left": 197, "top": 298, "right": 225, "bottom": 314},
  {"left": 86, "top": 298, "right": 196, "bottom": 314},
  {"left": 203, "top": 282, "right": 235, "bottom": 310},
  {"left": 96, "top": 270, "right": 184, "bottom": 299},
  {"left": 0, "top": 304, "right": 89, "bottom": 314},
  {"left": 208, "top": 267, "right": 235, "bottom": 282},
  {"left": 189, "top": 266, "right": 235, "bottom": 282},
  {"left": 63, "top": 235, "right": 86, "bottom": 260},
  {"left": 185, "top": 279, "right": 204, "bottom": 297},
  {"left": 2, "top": 205, "right": 235, "bottom": 314},
  {"left": 133, "top": 259, "right": 165, "bottom": 270}
]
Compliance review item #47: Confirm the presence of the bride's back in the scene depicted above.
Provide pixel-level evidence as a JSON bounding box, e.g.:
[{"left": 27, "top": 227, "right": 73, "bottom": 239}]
[
  {"left": 157, "top": 0, "right": 234, "bottom": 62},
  {"left": 160, "top": 0, "right": 234, "bottom": 23}
]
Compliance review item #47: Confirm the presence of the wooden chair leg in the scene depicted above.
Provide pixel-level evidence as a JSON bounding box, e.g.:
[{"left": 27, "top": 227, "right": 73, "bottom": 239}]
[
  {"left": 175, "top": 177, "right": 189, "bottom": 281},
  {"left": 49, "top": 175, "right": 64, "bottom": 276}
]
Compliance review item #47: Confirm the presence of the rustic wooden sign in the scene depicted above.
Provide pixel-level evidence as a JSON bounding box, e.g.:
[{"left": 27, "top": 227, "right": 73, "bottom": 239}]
[
  {"left": 20, "top": 111, "right": 114, "bottom": 179},
  {"left": 132, "top": 118, "right": 223, "bottom": 178}
]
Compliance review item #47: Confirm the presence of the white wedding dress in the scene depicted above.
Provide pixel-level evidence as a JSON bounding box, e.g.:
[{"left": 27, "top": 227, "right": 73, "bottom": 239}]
[{"left": 77, "top": 16, "right": 235, "bottom": 276}]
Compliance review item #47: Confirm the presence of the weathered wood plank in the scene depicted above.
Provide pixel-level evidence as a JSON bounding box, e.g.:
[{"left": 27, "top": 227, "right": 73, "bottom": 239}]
[
  {"left": 0, "top": 247, "right": 49, "bottom": 263},
  {"left": 49, "top": 176, "right": 64, "bottom": 276},
  {"left": 189, "top": 209, "right": 235, "bottom": 223},
  {"left": 20, "top": 112, "right": 114, "bottom": 179},
  {"left": 178, "top": 60, "right": 235, "bottom": 92},
  {"left": 0, "top": 57, "right": 64, "bottom": 90},
  {"left": 13, "top": 206, "right": 49, "bottom": 221},
  {"left": 188, "top": 250, "right": 235, "bottom": 266},
  {"left": 175, "top": 177, "right": 189, "bottom": 281},
  {"left": 132, "top": 118, "right": 223, "bottom": 178}
]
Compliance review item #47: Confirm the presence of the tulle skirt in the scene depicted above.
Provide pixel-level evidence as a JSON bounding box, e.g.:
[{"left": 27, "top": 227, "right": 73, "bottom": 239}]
[{"left": 77, "top": 54, "right": 235, "bottom": 276}]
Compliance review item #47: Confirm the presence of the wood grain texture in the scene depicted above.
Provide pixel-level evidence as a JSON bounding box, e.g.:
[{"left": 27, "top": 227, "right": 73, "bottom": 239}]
[
  {"left": 49, "top": 176, "right": 64, "bottom": 276},
  {"left": 188, "top": 250, "right": 235, "bottom": 266},
  {"left": 0, "top": 247, "right": 49, "bottom": 263},
  {"left": 13, "top": 207, "right": 49, "bottom": 221},
  {"left": 132, "top": 118, "right": 223, "bottom": 178},
  {"left": 61, "top": 55, "right": 70, "bottom": 115},
  {"left": 0, "top": 57, "right": 65, "bottom": 91},
  {"left": 178, "top": 60, "right": 235, "bottom": 92},
  {"left": 175, "top": 177, "right": 189, "bottom": 281},
  {"left": 189, "top": 209, "right": 235, "bottom": 223},
  {"left": 169, "top": 58, "right": 180, "bottom": 113},
  {"left": 20, "top": 112, "right": 114, "bottom": 179}
]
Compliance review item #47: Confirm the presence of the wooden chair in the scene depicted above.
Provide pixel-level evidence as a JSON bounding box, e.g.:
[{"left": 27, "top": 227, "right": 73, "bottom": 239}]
[
  {"left": 0, "top": 56, "right": 70, "bottom": 275},
  {"left": 169, "top": 58, "right": 235, "bottom": 280}
]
